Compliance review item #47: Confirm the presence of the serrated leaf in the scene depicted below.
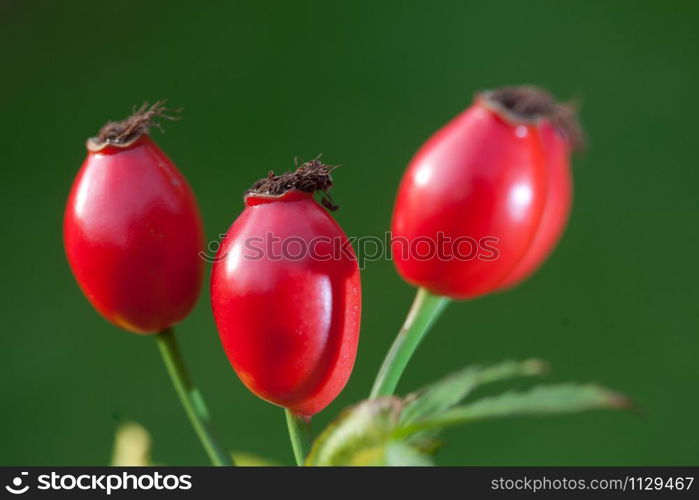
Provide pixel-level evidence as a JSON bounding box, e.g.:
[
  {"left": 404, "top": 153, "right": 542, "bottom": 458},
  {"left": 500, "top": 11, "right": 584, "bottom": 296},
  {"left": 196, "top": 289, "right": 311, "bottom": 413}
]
[
  {"left": 399, "top": 383, "right": 631, "bottom": 435},
  {"left": 401, "top": 359, "right": 548, "bottom": 425},
  {"left": 308, "top": 360, "right": 630, "bottom": 466}
]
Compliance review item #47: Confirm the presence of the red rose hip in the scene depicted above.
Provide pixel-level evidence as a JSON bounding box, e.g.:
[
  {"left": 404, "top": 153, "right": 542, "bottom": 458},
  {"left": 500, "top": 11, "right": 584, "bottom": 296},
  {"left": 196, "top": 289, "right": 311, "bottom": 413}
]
[
  {"left": 64, "top": 103, "right": 205, "bottom": 334},
  {"left": 496, "top": 117, "right": 575, "bottom": 290},
  {"left": 391, "top": 86, "right": 580, "bottom": 299},
  {"left": 211, "top": 162, "right": 361, "bottom": 417}
]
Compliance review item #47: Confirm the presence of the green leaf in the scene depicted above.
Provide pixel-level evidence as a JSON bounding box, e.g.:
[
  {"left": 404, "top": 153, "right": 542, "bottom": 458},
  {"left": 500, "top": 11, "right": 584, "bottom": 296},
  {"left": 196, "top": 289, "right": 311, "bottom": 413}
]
[
  {"left": 305, "top": 397, "right": 402, "bottom": 466},
  {"left": 400, "top": 359, "right": 548, "bottom": 425},
  {"left": 230, "top": 452, "right": 279, "bottom": 466},
  {"left": 384, "top": 442, "right": 434, "bottom": 466},
  {"left": 307, "top": 361, "right": 631, "bottom": 466},
  {"left": 400, "top": 383, "right": 631, "bottom": 435},
  {"left": 333, "top": 442, "right": 433, "bottom": 466}
]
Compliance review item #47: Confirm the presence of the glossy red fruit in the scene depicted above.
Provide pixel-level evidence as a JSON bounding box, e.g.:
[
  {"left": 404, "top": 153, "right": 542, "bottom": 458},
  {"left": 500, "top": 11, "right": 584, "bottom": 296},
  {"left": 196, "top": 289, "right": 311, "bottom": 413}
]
[
  {"left": 497, "top": 119, "right": 573, "bottom": 290},
  {"left": 64, "top": 103, "right": 204, "bottom": 334},
  {"left": 391, "top": 86, "right": 580, "bottom": 299},
  {"left": 211, "top": 162, "right": 361, "bottom": 417}
]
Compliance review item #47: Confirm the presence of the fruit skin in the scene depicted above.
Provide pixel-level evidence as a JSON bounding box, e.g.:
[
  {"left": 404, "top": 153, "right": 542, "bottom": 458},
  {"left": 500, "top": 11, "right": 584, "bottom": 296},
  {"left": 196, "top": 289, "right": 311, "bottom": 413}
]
[
  {"left": 391, "top": 90, "right": 574, "bottom": 299},
  {"left": 211, "top": 190, "right": 361, "bottom": 417},
  {"left": 496, "top": 121, "right": 573, "bottom": 290},
  {"left": 64, "top": 136, "right": 205, "bottom": 334}
]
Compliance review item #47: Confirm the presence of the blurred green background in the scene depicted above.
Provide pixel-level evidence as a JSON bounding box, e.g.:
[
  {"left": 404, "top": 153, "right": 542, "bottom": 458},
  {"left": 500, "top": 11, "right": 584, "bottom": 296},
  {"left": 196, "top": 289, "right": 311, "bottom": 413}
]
[{"left": 1, "top": 0, "right": 697, "bottom": 466}]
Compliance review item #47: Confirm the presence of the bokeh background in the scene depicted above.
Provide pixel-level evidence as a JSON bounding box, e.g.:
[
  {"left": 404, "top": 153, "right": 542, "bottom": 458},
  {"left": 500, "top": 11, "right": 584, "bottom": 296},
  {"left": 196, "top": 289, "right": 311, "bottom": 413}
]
[{"left": 1, "top": 0, "right": 697, "bottom": 466}]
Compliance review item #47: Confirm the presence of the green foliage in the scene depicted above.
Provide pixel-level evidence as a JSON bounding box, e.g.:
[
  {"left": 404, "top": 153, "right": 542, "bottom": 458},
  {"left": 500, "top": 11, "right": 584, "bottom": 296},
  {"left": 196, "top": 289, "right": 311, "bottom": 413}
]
[
  {"left": 305, "top": 397, "right": 403, "bottom": 465},
  {"left": 399, "top": 383, "right": 631, "bottom": 437},
  {"left": 400, "top": 359, "right": 549, "bottom": 425},
  {"left": 230, "top": 452, "right": 280, "bottom": 466},
  {"left": 306, "top": 360, "right": 630, "bottom": 466}
]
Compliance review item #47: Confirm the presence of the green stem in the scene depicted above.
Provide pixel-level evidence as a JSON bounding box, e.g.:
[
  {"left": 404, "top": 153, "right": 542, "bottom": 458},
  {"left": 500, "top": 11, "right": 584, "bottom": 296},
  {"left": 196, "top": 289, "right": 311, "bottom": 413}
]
[
  {"left": 285, "top": 409, "right": 311, "bottom": 465},
  {"left": 155, "top": 328, "right": 234, "bottom": 466},
  {"left": 370, "top": 287, "right": 450, "bottom": 398}
]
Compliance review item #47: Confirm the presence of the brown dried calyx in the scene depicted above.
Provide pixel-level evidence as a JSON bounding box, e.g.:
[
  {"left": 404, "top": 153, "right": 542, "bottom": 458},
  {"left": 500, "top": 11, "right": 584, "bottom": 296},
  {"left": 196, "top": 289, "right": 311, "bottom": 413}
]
[
  {"left": 248, "top": 159, "right": 339, "bottom": 210},
  {"left": 87, "top": 101, "right": 179, "bottom": 151},
  {"left": 480, "top": 86, "right": 584, "bottom": 151}
]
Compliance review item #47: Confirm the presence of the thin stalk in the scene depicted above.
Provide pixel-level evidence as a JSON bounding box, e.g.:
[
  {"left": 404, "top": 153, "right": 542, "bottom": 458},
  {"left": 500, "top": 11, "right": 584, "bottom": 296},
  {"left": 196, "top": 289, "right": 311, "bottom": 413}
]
[
  {"left": 370, "top": 288, "right": 450, "bottom": 398},
  {"left": 285, "top": 409, "right": 311, "bottom": 466},
  {"left": 155, "top": 328, "right": 234, "bottom": 466}
]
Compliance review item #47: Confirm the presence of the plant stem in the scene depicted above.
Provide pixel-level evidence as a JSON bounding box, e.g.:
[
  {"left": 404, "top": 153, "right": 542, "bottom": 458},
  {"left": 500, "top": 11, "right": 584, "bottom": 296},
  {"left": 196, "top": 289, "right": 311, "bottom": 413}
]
[
  {"left": 370, "top": 287, "right": 450, "bottom": 398},
  {"left": 285, "top": 409, "right": 311, "bottom": 465},
  {"left": 155, "top": 328, "right": 234, "bottom": 466}
]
